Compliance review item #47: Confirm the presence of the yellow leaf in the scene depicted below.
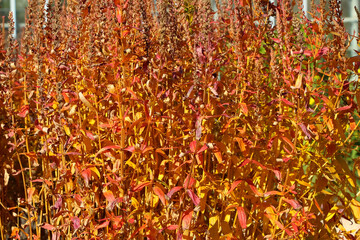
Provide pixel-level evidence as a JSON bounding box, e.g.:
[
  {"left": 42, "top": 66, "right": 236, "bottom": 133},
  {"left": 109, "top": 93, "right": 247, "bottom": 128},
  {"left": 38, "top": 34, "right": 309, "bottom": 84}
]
[
  {"left": 350, "top": 199, "right": 360, "bottom": 222},
  {"left": 126, "top": 159, "right": 137, "bottom": 169},
  {"left": 152, "top": 194, "right": 159, "bottom": 207},
  {"left": 296, "top": 179, "right": 311, "bottom": 187},
  {"left": 325, "top": 205, "right": 338, "bottom": 222},
  {"left": 224, "top": 213, "right": 231, "bottom": 223},
  {"left": 63, "top": 125, "right": 71, "bottom": 136},
  {"left": 89, "top": 119, "right": 96, "bottom": 125},
  {"left": 321, "top": 189, "right": 333, "bottom": 195},
  {"left": 107, "top": 84, "right": 116, "bottom": 94},
  {"left": 69, "top": 105, "right": 77, "bottom": 115},
  {"left": 309, "top": 97, "right": 315, "bottom": 105},
  {"left": 291, "top": 73, "right": 303, "bottom": 89},
  {"left": 131, "top": 197, "right": 139, "bottom": 209},
  {"left": 90, "top": 167, "right": 101, "bottom": 178},
  {"left": 209, "top": 215, "right": 218, "bottom": 227}
]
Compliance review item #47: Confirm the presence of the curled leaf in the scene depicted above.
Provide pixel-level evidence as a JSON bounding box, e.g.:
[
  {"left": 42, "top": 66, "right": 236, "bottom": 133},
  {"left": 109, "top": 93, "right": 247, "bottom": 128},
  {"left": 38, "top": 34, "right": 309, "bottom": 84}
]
[
  {"left": 133, "top": 181, "right": 152, "bottom": 192},
  {"left": 167, "top": 186, "right": 183, "bottom": 199},
  {"left": 187, "top": 189, "right": 200, "bottom": 206},
  {"left": 79, "top": 92, "right": 96, "bottom": 111}
]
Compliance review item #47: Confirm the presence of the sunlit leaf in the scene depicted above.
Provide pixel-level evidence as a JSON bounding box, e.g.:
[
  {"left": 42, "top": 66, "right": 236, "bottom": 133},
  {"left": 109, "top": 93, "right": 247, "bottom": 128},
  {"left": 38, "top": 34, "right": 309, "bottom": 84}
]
[
  {"left": 153, "top": 186, "right": 167, "bottom": 206},
  {"left": 182, "top": 210, "right": 193, "bottom": 230}
]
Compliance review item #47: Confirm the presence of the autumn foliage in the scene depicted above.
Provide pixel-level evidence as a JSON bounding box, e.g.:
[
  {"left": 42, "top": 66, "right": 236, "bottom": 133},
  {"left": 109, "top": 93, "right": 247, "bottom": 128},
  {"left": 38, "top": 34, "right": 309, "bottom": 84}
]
[{"left": 1, "top": 0, "right": 360, "bottom": 239}]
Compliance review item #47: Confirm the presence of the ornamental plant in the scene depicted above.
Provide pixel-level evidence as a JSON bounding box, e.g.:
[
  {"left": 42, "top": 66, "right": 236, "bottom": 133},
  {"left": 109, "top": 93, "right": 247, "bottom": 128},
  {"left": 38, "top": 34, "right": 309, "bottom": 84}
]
[{"left": 1, "top": 0, "right": 360, "bottom": 239}]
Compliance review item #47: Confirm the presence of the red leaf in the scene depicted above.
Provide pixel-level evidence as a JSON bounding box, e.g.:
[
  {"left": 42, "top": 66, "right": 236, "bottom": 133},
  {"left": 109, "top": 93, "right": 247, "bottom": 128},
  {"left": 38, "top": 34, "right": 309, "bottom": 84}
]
[
  {"left": 227, "top": 179, "right": 243, "bottom": 194},
  {"left": 298, "top": 123, "right": 312, "bottom": 139},
  {"left": 272, "top": 38, "right": 281, "bottom": 43},
  {"left": 182, "top": 210, "right": 193, "bottom": 230},
  {"left": 128, "top": 224, "right": 147, "bottom": 240},
  {"left": 73, "top": 194, "right": 83, "bottom": 206},
  {"left": 96, "top": 145, "right": 122, "bottom": 156},
  {"left": 71, "top": 216, "right": 80, "bottom": 230},
  {"left": 133, "top": 181, "right": 152, "bottom": 192},
  {"left": 141, "top": 144, "right": 153, "bottom": 154},
  {"left": 18, "top": 105, "right": 29, "bottom": 118},
  {"left": 116, "top": 7, "right": 122, "bottom": 23},
  {"left": 52, "top": 231, "right": 60, "bottom": 240},
  {"left": 167, "top": 186, "right": 183, "bottom": 199},
  {"left": 272, "top": 169, "right": 282, "bottom": 181},
  {"left": 282, "top": 198, "right": 302, "bottom": 210},
  {"left": 183, "top": 175, "right": 196, "bottom": 189},
  {"left": 124, "top": 146, "right": 136, "bottom": 153},
  {"left": 81, "top": 169, "right": 91, "bottom": 186},
  {"left": 167, "top": 225, "right": 178, "bottom": 230},
  {"left": 237, "top": 207, "right": 247, "bottom": 229},
  {"left": 251, "top": 160, "right": 267, "bottom": 170},
  {"left": 245, "top": 179, "right": 263, "bottom": 197},
  {"left": 264, "top": 191, "right": 284, "bottom": 197},
  {"left": 86, "top": 131, "right": 96, "bottom": 140},
  {"left": 32, "top": 179, "right": 44, "bottom": 183},
  {"left": 189, "top": 141, "right": 197, "bottom": 153},
  {"left": 197, "top": 144, "right": 208, "bottom": 154},
  {"left": 281, "top": 98, "right": 295, "bottom": 107},
  {"left": 303, "top": 50, "right": 312, "bottom": 56},
  {"left": 96, "top": 220, "right": 109, "bottom": 229},
  {"left": 238, "top": 158, "right": 251, "bottom": 167},
  {"left": 316, "top": 47, "right": 329, "bottom": 57},
  {"left": 54, "top": 195, "right": 62, "bottom": 210},
  {"left": 281, "top": 136, "right": 295, "bottom": 152},
  {"left": 41, "top": 223, "right": 55, "bottom": 231},
  {"left": 153, "top": 187, "right": 166, "bottom": 205},
  {"left": 187, "top": 189, "right": 200, "bottom": 206},
  {"left": 103, "top": 190, "right": 118, "bottom": 210},
  {"left": 336, "top": 104, "right": 352, "bottom": 112}
]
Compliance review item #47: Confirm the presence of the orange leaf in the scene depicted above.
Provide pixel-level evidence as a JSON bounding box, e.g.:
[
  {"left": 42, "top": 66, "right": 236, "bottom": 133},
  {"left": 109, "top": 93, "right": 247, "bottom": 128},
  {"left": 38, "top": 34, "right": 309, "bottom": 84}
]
[
  {"left": 103, "top": 190, "right": 116, "bottom": 204},
  {"left": 190, "top": 140, "right": 197, "bottom": 153},
  {"left": 281, "top": 136, "right": 295, "bottom": 152},
  {"left": 96, "top": 220, "right": 109, "bottom": 229},
  {"left": 239, "top": 103, "right": 248, "bottom": 116},
  {"left": 214, "top": 151, "right": 222, "bottom": 163},
  {"left": 153, "top": 187, "right": 167, "bottom": 205}
]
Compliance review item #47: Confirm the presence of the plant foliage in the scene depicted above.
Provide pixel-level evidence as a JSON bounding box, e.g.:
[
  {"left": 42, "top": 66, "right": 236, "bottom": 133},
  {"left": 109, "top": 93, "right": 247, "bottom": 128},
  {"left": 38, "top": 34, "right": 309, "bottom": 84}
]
[{"left": 1, "top": 0, "right": 360, "bottom": 239}]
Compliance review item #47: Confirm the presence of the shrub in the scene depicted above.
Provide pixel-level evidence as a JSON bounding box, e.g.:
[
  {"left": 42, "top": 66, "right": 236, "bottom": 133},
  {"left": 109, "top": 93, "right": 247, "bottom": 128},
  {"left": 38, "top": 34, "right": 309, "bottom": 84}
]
[{"left": 0, "top": 0, "right": 360, "bottom": 239}]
